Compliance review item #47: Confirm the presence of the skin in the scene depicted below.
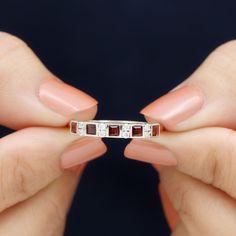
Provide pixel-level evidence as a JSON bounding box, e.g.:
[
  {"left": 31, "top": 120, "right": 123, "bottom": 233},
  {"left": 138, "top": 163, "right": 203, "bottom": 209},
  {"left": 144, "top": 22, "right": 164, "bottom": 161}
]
[
  {"left": 2, "top": 31, "right": 236, "bottom": 235},
  {"left": 0, "top": 32, "right": 105, "bottom": 236},
  {"left": 125, "top": 40, "right": 236, "bottom": 235}
]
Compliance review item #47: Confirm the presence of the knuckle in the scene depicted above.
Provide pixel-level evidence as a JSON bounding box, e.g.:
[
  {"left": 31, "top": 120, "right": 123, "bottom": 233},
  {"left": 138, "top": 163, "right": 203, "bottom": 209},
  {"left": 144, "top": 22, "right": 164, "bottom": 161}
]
[
  {"left": 172, "top": 184, "right": 192, "bottom": 218},
  {"left": 0, "top": 32, "right": 28, "bottom": 89},
  {"left": 0, "top": 152, "right": 36, "bottom": 201},
  {"left": 161, "top": 169, "right": 194, "bottom": 220},
  {"left": 202, "top": 129, "right": 236, "bottom": 196},
  {"left": 221, "top": 130, "right": 236, "bottom": 196},
  {"left": 43, "top": 197, "right": 66, "bottom": 229},
  {"left": 203, "top": 145, "right": 222, "bottom": 186}
]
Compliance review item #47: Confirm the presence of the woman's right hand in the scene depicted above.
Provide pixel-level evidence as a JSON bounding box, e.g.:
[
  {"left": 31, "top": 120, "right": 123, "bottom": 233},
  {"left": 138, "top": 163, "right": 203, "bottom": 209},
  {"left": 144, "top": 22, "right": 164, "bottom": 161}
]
[{"left": 0, "top": 32, "right": 106, "bottom": 236}]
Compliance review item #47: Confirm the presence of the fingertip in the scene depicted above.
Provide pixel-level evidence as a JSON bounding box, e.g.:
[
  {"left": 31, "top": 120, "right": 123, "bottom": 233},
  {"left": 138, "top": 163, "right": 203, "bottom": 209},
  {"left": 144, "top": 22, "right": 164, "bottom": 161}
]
[
  {"left": 60, "top": 137, "right": 107, "bottom": 169},
  {"left": 38, "top": 78, "right": 98, "bottom": 117},
  {"left": 74, "top": 105, "right": 98, "bottom": 121},
  {"left": 140, "top": 85, "right": 204, "bottom": 131}
]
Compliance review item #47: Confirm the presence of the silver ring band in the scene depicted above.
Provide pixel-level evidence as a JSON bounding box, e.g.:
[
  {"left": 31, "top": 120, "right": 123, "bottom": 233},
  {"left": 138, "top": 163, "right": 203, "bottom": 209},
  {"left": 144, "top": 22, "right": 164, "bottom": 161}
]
[{"left": 70, "top": 120, "right": 160, "bottom": 139}]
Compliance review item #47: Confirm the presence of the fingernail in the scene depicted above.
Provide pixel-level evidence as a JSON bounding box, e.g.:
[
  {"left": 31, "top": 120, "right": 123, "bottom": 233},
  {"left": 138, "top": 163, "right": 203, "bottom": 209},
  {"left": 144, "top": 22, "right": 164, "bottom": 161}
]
[
  {"left": 39, "top": 78, "right": 98, "bottom": 116},
  {"left": 61, "top": 137, "right": 107, "bottom": 169},
  {"left": 124, "top": 140, "right": 177, "bottom": 166},
  {"left": 140, "top": 85, "right": 204, "bottom": 129}
]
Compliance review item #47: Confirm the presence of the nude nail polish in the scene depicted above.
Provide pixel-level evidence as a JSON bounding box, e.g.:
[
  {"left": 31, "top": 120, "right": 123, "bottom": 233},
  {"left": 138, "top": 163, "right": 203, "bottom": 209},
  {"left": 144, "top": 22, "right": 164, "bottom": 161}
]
[
  {"left": 124, "top": 140, "right": 177, "bottom": 166},
  {"left": 141, "top": 85, "right": 204, "bottom": 129},
  {"left": 61, "top": 137, "right": 107, "bottom": 169},
  {"left": 39, "top": 78, "right": 98, "bottom": 116}
]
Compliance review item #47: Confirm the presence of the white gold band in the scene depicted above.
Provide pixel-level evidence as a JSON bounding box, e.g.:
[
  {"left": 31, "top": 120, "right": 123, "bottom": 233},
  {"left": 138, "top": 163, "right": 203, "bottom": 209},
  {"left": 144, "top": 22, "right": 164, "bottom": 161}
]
[{"left": 70, "top": 120, "right": 160, "bottom": 139}]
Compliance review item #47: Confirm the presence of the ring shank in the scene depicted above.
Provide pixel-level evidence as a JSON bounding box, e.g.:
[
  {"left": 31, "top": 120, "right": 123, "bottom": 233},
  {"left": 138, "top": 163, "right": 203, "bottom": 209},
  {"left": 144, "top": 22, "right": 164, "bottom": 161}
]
[{"left": 70, "top": 120, "right": 160, "bottom": 139}]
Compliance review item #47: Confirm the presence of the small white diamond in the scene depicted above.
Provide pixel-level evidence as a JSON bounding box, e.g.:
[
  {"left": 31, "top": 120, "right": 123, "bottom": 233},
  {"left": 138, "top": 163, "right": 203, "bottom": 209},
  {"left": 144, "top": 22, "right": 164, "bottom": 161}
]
[
  {"left": 144, "top": 131, "right": 151, "bottom": 138},
  {"left": 78, "top": 122, "right": 84, "bottom": 129},
  {"left": 122, "top": 132, "right": 130, "bottom": 139},
  {"left": 99, "top": 123, "right": 106, "bottom": 130},
  {"left": 98, "top": 123, "right": 107, "bottom": 137},
  {"left": 76, "top": 123, "right": 85, "bottom": 136},
  {"left": 121, "top": 124, "right": 131, "bottom": 139},
  {"left": 78, "top": 128, "right": 86, "bottom": 136},
  {"left": 144, "top": 124, "right": 151, "bottom": 131},
  {"left": 123, "top": 124, "right": 130, "bottom": 130},
  {"left": 98, "top": 130, "right": 106, "bottom": 137}
]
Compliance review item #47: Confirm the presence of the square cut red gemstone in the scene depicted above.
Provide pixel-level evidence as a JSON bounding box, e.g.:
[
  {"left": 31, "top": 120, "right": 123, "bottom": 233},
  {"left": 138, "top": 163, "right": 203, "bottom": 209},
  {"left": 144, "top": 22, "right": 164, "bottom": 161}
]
[
  {"left": 132, "top": 126, "right": 143, "bottom": 136},
  {"left": 152, "top": 125, "right": 159, "bottom": 136},
  {"left": 86, "top": 124, "right": 96, "bottom": 135},
  {"left": 71, "top": 122, "right": 77, "bottom": 133},
  {"left": 109, "top": 125, "right": 120, "bottom": 136}
]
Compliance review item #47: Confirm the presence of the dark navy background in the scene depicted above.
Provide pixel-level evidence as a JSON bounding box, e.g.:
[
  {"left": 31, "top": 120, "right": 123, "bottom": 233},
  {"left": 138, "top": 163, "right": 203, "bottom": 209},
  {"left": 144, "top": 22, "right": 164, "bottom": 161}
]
[{"left": 1, "top": 1, "right": 236, "bottom": 235}]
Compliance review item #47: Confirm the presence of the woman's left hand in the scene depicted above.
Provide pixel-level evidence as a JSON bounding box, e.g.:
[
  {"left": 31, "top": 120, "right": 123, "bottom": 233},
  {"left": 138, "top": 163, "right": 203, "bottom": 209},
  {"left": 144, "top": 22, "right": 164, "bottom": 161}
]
[{"left": 125, "top": 40, "right": 236, "bottom": 235}]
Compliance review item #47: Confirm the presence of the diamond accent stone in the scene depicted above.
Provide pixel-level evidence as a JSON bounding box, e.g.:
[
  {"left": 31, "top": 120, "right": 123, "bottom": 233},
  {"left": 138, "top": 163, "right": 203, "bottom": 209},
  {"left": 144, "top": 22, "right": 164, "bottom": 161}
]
[
  {"left": 70, "top": 120, "right": 160, "bottom": 139},
  {"left": 144, "top": 124, "right": 151, "bottom": 131},
  {"left": 121, "top": 124, "right": 131, "bottom": 139},
  {"left": 76, "top": 122, "right": 86, "bottom": 136},
  {"left": 99, "top": 130, "right": 106, "bottom": 137},
  {"left": 143, "top": 124, "right": 152, "bottom": 138},
  {"left": 122, "top": 132, "right": 130, "bottom": 139},
  {"left": 98, "top": 123, "right": 107, "bottom": 137},
  {"left": 99, "top": 124, "right": 106, "bottom": 130}
]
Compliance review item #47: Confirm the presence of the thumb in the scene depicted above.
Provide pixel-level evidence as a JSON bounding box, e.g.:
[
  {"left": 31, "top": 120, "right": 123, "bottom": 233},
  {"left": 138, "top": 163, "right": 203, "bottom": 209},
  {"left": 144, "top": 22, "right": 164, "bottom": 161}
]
[
  {"left": 141, "top": 40, "right": 236, "bottom": 131},
  {"left": 0, "top": 32, "right": 97, "bottom": 129}
]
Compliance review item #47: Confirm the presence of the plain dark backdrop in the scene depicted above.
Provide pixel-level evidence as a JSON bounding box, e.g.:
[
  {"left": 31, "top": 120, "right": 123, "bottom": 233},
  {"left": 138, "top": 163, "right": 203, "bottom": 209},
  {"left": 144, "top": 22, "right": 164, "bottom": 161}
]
[{"left": 1, "top": 1, "right": 236, "bottom": 235}]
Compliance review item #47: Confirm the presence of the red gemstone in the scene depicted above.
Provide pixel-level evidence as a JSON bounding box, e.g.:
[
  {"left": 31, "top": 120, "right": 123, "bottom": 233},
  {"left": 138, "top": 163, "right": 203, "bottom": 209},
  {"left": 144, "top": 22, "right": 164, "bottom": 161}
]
[
  {"left": 109, "top": 125, "right": 120, "bottom": 136},
  {"left": 71, "top": 122, "right": 77, "bottom": 133},
  {"left": 152, "top": 125, "right": 159, "bottom": 136},
  {"left": 86, "top": 124, "right": 96, "bottom": 135},
  {"left": 132, "top": 126, "right": 143, "bottom": 136}
]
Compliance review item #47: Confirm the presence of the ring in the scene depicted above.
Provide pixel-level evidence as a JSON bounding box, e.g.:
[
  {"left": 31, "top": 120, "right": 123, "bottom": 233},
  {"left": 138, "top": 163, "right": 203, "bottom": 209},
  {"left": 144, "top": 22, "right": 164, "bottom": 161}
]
[{"left": 70, "top": 120, "right": 160, "bottom": 139}]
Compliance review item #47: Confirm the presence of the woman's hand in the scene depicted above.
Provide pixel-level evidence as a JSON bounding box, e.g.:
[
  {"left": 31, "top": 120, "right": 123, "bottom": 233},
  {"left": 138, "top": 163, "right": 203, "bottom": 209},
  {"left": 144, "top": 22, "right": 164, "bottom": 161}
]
[
  {"left": 125, "top": 40, "right": 236, "bottom": 235},
  {"left": 0, "top": 32, "right": 106, "bottom": 235}
]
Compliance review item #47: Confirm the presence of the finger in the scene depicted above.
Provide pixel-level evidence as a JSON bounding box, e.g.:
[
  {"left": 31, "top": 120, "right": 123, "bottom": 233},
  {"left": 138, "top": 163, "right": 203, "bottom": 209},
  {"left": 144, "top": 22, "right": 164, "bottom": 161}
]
[
  {"left": 0, "top": 167, "right": 85, "bottom": 236},
  {"left": 160, "top": 167, "right": 236, "bottom": 236},
  {"left": 0, "top": 32, "right": 97, "bottom": 129},
  {"left": 0, "top": 127, "right": 106, "bottom": 212},
  {"left": 125, "top": 127, "right": 236, "bottom": 199},
  {"left": 140, "top": 40, "right": 236, "bottom": 131},
  {"left": 171, "top": 223, "right": 189, "bottom": 236},
  {"left": 159, "top": 184, "right": 179, "bottom": 230}
]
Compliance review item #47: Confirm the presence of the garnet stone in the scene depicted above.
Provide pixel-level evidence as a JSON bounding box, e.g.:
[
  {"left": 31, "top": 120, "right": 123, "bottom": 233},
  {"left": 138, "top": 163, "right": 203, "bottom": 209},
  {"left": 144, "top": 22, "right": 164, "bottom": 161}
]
[
  {"left": 132, "top": 125, "right": 143, "bottom": 136},
  {"left": 152, "top": 125, "right": 159, "bottom": 136},
  {"left": 71, "top": 122, "right": 77, "bottom": 133},
  {"left": 86, "top": 124, "right": 96, "bottom": 135},
  {"left": 109, "top": 125, "right": 120, "bottom": 136}
]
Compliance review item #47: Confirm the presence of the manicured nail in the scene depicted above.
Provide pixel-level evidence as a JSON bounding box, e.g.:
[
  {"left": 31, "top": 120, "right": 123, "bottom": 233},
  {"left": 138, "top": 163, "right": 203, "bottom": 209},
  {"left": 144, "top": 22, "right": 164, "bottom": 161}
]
[
  {"left": 39, "top": 78, "right": 98, "bottom": 116},
  {"left": 61, "top": 137, "right": 107, "bottom": 169},
  {"left": 141, "top": 85, "right": 204, "bottom": 129},
  {"left": 124, "top": 140, "right": 177, "bottom": 165}
]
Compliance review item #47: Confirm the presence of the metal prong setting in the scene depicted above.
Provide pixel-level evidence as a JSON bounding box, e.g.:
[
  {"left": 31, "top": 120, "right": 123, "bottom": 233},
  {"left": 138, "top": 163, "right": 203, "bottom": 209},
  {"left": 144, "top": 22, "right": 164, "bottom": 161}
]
[{"left": 70, "top": 120, "right": 160, "bottom": 139}]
